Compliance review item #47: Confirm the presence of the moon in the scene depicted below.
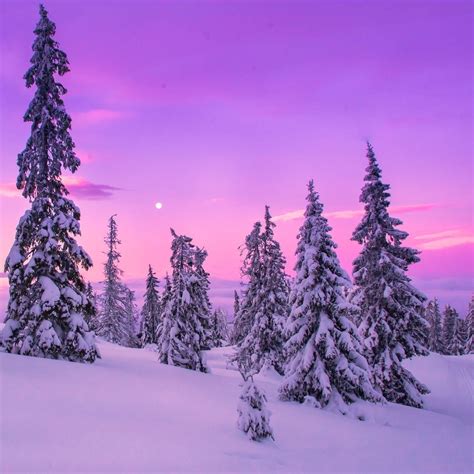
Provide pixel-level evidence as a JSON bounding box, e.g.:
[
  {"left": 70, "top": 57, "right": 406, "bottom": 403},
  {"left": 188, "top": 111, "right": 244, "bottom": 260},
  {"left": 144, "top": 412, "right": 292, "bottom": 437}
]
[{"left": 155, "top": 202, "right": 163, "bottom": 209}]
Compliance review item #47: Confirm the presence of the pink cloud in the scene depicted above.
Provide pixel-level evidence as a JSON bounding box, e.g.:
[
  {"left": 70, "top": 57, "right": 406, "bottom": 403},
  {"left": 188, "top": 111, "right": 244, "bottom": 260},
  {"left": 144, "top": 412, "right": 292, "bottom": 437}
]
[
  {"left": 273, "top": 203, "right": 437, "bottom": 223},
  {"left": 413, "top": 227, "right": 474, "bottom": 251},
  {"left": 415, "top": 229, "right": 461, "bottom": 240},
  {"left": 0, "top": 177, "right": 121, "bottom": 200},
  {"left": 392, "top": 203, "right": 437, "bottom": 214},
  {"left": 326, "top": 209, "right": 364, "bottom": 219},
  {"left": 419, "top": 235, "right": 474, "bottom": 251},
  {"left": 62, "top": 176, "right": 121, "bottom": 200},
  {"left": 74, "top": 108, "right": 128, "bottom": 126},
  {"left": 273, "top": 209, "right": 305, "bottom": 222},
  {"left": 0, "top": 182, "right": 21, "bottom": 198}
]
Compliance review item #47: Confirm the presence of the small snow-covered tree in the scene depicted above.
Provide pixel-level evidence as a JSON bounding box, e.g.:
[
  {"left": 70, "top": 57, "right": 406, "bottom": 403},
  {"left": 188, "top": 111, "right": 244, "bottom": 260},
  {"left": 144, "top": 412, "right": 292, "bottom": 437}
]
[
  {"left": 442, "top": 305, "right": 457, "bottom": 355},
  {"left": 141, "top": 265, "right": 161, "bottom": 345},
  {"left": 426, "top": 299, "right": 443, "bottom": 353},
  {"left": 1, "top": 5, "right": 98, "bottom": 362},
  {"left": 231, "top": 223, "right": 262, "bottom": 345},
  {"left": 351, "top": 143, "right": 429, "bottom": 408},
  {"left": 280, "top": 181, "right": 381, "bottom": 410},
  {"left": 211, "top": 308, "right": 229, "bottom": 347},
  {"left": 157, "top": 230, "right": 205, "bottom": 372},
  {"left": 466, "top": 296, "right": 474, "bottom": 354},
  {"left": 236, "top": 207, "right": 289, "bottom": 374},
  {"left": 237, "top": 373, "right": 274, "bottom": 442},
  {"left": 97, "top": 215, "right": 131, "bottom": 345}
]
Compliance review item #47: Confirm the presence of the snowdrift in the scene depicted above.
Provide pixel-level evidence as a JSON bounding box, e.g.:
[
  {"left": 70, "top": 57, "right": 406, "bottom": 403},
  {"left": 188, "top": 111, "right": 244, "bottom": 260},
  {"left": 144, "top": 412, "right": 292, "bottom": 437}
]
[{"left": 1, "top": 342, "right": 472, "bottom": 472}]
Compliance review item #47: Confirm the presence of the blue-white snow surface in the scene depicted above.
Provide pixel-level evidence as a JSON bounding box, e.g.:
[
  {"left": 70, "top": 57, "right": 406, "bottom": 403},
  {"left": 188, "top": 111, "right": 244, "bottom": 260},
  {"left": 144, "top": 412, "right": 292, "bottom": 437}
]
[{"left": 1, "top": 341, "right": 472, "bottom": 472}]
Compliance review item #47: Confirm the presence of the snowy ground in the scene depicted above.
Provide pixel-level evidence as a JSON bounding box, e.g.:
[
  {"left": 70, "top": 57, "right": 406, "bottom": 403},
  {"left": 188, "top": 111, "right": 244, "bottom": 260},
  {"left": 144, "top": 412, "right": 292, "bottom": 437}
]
[{"left": 1, "top": 341, "right": 472, "bottom": 473}]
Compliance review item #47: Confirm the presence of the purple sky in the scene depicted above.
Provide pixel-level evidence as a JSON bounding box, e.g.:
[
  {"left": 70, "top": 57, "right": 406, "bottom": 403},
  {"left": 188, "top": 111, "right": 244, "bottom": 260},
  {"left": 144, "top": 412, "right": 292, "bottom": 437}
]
[{"left": 0, "top": 0, "right": 472, "bottom": 314}]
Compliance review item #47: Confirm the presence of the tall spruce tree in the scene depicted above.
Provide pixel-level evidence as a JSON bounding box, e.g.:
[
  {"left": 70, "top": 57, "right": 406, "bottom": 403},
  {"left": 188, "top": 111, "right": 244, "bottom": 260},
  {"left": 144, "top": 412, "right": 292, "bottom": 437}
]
[
  {"left": 444, "top": 306, "right": 464, "bottom": 355},
  {"left": 97, "top": 215, "right": 131, "bottom": 345},
  {"left": 233, "top": 290, "right": 240, "bottom": 323},
  {"left": 456, "top": 318, "right": 468, "bottom": 355},
  {"left": 426, "top": 299, "right": 443, "bottom": 353},
  {"left": 156, "top": 273, "right": 171, "bottom": 347},
  {"left": 466, "top": 296, "right": 474, "bottom": 354},
  {"left": 84, "top": 282, "right": 99, "bottom": 333},
  {"left": 123, "top": 286, "right": 140, "bottom": 347},
  {"left": 230, "top": 290, "right": 241, "bottom": 344},
  {"left": 141, "top": 265, "right": 161, "bottom": 345},
  {"left": 1, "top": 5, "right": 98, "bottom": 362},
  {"left": 234, "top": 290, "right": 240, "bottom": 316},
  {"left": 351, "top": 143, "right": 429, "bottom": 408},
  {"left": 231, "top": 223, "right": 262, "bottom": 346},
  {"left": 192, "top": 248, "right": 213, "bottom": 350},
  {"left": 280, "top": 181, "right": 380, "bottom": 410},
  {"left": 211, "top": 308, "right": 229, "bottom": 347},
  {"left": 157, "top": 230, "right": 205, "bottom": 372},
  {"left": 235, "top": 207, "right": 289, "bottom": 374},
  {"left": 442, "top": 305, "right": 457, "bottom": 355}
]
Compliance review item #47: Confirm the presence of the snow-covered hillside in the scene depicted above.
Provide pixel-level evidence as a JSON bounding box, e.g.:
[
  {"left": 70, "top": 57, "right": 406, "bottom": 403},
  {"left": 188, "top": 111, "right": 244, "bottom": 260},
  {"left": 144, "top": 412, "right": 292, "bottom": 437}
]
[{"left": 1, "top": 342, "right": 472, "bottom": 472}]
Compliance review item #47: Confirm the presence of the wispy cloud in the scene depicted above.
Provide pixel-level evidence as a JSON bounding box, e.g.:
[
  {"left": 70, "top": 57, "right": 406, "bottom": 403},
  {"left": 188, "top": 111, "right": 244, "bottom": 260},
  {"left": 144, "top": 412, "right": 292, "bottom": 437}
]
[
  {"left": 415, "top": 229, "right": 461, "bottom": 240},
  {"left": 326, "top": 209, "right": 363, "bottom": 219},
  {"left": 0, "top": 182, "right": 20, "bottom": 198},
  {"left": 0, "top": 177, "right": 121, "bottom": 200},
  {"left": 419, "top": 235, "right": 474, "bottom": 251},
  {"left": 273, "top": 209, "right": 305, "bottom": 222},
  {"left": 393, "top": 203, "right": 437, "bottom": 214},
  {"left": 74, "top": 108, "right": 128, "bottom": 126},
  {"left": 273, "top": 203, "right": 436, "bottom": 223},
  {"left": 63, "top": 177, "right": 121, "bottom": 200},
  {"left": 414, "top": 228, "right": 474, "bottom": 250}
]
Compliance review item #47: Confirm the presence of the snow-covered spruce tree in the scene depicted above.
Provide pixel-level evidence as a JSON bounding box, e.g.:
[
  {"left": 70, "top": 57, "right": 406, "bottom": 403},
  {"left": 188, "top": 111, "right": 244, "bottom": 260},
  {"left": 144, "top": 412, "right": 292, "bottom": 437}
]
[
  {"left": 426, "top": 299, "right": 444, "bottom": 353},
  {"left": 157, "top": 230, "right": 205, "bottom": 372},
  {"left": 123, "top": 286, "right": 140, "bottom": 347},
  {"left": 466, "top": 296, "right": 474, "bottom": 354},
  {"left": 231, "top": 222, "right": 262, "bottom": 346},
  {"left": 156, "top": 273, "right": 171, "bottom": 345},
  {"left": 237, "top": 372, "right": 274, "bottom": 442},
  {"left": 456, "top": 318, "right": 468, "bottom": 355},
  {"left": 442, "top": 305, "right": 457, "bottom": 355},
  {"left": 234, "top": 290, "right": 240, "bottom": 316},
  {"left": 97, "top": 215, "right": 131, "bottom": 345},
  {"left": 141, "top": 265, "right": 161, "bottom": 345},
  {"left": 279, "top": 181, "right": 380, "bottom": 410},
  {"left": 84, "top": 282, "right": 99, "bottom": 332},
  {"left": 192, "top": 248, "right": 214, "bottom": 350},
  {"left": 444, "top": 306, "right": 465, "bottom": 355},
  {"left": 0, "top": 5, "right": 98, "bottom": 362},
  {"left": 211, "top": 308, "right": 229, "bottom": 347},
  {"left": 351, "top": 143, "right": 430, "bottom": 408},
  {"left": 230, "top": 290, "right": 240, "bottom": 343},
  {"left": 236, "top": 207, "right": 289, "bottom": 374}
]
